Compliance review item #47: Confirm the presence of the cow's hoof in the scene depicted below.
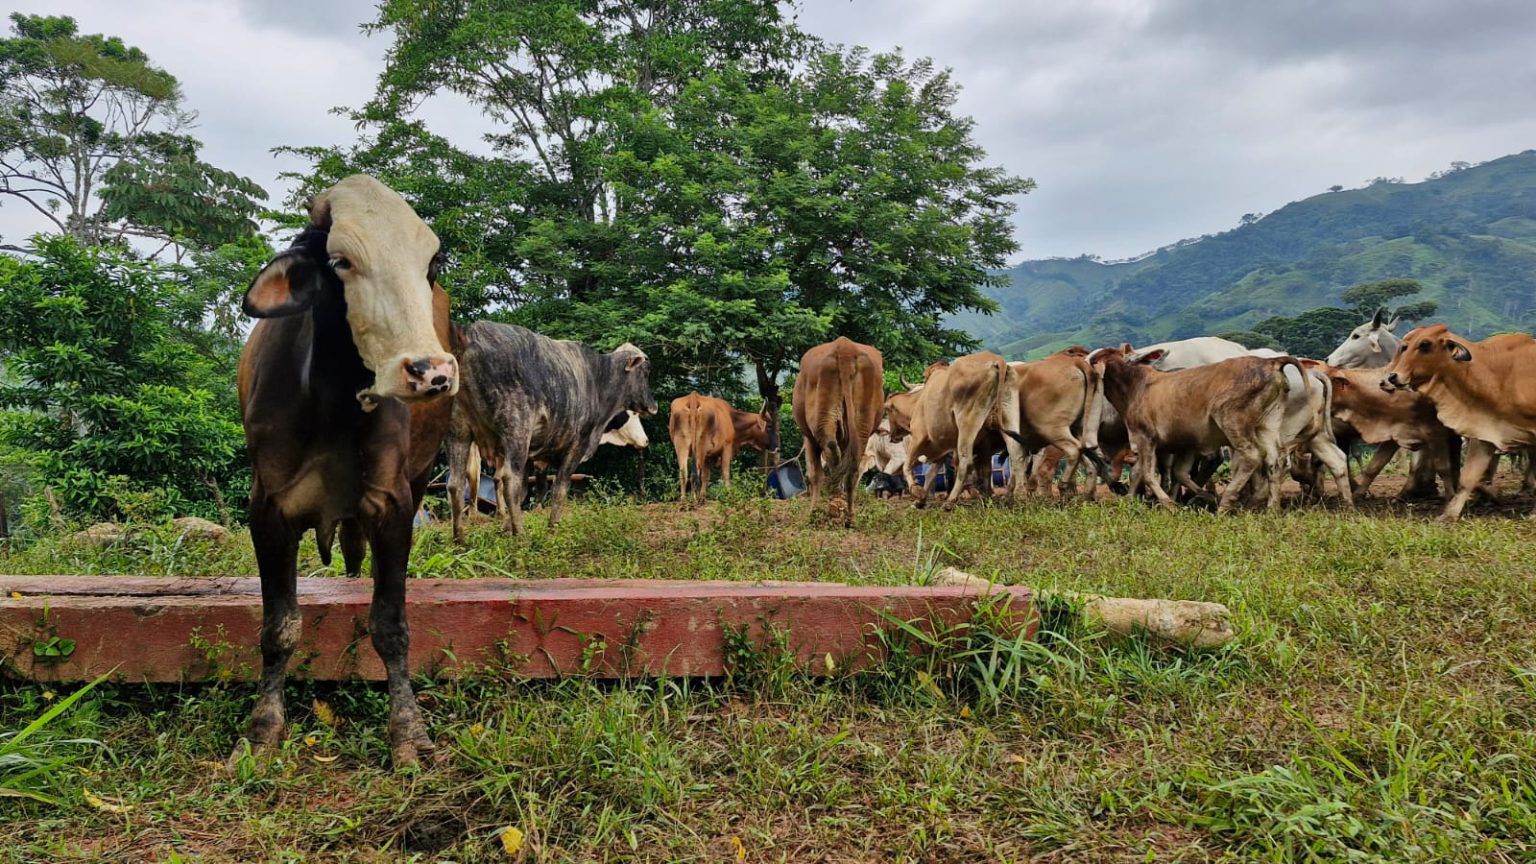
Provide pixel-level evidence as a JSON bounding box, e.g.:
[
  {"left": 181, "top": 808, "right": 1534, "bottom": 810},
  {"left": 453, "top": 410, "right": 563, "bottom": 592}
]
[{"left": 224, "top": 737, "right": 278, "bottom": 772}]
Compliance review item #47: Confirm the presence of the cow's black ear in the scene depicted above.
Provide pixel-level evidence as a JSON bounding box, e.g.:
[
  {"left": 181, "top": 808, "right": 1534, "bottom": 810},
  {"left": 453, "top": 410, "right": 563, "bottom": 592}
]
[
  {"left": 1446, "top": 340, "right": 1472, "bottom": 362},
  {"left": 244, "top": 250, "right": 325, "bottom": 318}
]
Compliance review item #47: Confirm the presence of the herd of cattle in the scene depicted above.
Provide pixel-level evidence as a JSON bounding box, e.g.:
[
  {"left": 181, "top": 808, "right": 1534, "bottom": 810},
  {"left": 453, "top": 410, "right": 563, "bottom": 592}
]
[
  {"left": 226, "top": 175, "right": 1535, "bottom": 766},
  {"left": 827, "top": 310, "right": 1535, "bottom": 526}
]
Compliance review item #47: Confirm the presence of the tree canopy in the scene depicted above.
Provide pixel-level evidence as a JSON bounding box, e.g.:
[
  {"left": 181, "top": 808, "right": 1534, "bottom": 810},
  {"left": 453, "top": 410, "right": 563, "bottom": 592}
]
[
  {"left": 283, "top": 0, "right": 1029, "bottom": 425},
  {"left": 0, "top": 13, "right": 265, "bottom": 255}
]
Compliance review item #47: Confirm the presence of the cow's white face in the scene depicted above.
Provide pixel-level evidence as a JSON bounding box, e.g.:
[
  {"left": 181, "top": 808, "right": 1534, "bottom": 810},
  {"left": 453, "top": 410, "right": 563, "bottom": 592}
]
[
  {"left": 244, "top": 175, "right": 457, "bottom": 405},
  {"left": 1327, "top": 317, "right": 1400, "bottom": 369},
  {"left": 322, "top": 177, "right": 457, "bottom": 402},
  {"left": 599, "top": 411, "right": 649, "bottom": 449}
]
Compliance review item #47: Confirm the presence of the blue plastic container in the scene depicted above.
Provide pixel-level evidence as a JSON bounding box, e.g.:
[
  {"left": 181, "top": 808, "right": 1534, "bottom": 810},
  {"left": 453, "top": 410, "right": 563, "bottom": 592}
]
[
  {"left": 912, "top": 460, "right": 953, "bottom": 493},
  {"left": 991, "top": 454, "right": 1013, "bottom": 488},
  {"left": 768, "top": 460, "right": 806, "bottom": 499}
]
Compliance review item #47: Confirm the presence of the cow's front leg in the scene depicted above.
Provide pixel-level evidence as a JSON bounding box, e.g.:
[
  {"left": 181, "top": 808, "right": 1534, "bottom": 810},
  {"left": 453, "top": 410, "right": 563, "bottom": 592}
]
[
  {"left": 545, "top": 453, "right": 580, "bottom": 530},
  {"left": 234, "top": 498, "right": 300, "bottom": 763},
  {"left": 446, "top": 432, "right": 473, "bottom": 544},
  {"left": 498, "top": 430, "right": 532, "bottom": 536},
  {"left": 365, "top": 479, "right": 435, "bottom": 768}
]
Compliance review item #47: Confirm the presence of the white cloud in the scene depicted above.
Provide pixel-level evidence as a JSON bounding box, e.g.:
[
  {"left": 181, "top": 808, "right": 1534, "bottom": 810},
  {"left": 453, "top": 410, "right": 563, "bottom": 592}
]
[{"left": 3, "top": 0, "right": 1534, "bottom": 261}]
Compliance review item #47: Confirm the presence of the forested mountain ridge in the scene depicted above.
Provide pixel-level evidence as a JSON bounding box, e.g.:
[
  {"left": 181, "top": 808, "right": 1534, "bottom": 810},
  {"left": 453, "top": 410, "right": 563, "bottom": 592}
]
[{"left": 960, "top": 150, "right": 1536, "bottom": 357}]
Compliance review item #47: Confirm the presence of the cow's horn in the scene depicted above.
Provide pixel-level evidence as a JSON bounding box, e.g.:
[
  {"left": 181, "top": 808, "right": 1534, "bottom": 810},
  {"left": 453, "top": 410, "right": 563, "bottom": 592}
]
[
  {"left": 900, "top": 375, "right": 920, "bottom": 390},
  {"left": 1370, "top": 307, "right": 1385, "bottom": 328}
]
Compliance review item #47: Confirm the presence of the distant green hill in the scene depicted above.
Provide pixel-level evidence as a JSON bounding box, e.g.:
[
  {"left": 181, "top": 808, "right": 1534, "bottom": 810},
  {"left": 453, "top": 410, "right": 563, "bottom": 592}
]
[{"left": 960, "top": 150, "right": 1536, "bottom": 358}]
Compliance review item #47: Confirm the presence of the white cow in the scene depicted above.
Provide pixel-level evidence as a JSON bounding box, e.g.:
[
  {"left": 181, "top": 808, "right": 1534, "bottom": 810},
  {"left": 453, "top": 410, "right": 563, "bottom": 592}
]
[
  {"left": 861, "top": 420, "right": 907, "bottom": 476},
  {"left": 1325, "top": 311, "right": 1400, "bottom": 369},
  {"left": 600, "top": 410, "right": 649, "bottom": 449},
  {"left": 1122, "top": 337, "right": 1354, "bottom": 508}
]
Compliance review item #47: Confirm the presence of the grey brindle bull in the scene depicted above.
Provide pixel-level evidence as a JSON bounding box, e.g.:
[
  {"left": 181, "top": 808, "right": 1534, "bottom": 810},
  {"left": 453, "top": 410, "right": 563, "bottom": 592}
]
[{"left": 450, "top": 321, "right": 657, "bottom": 537}]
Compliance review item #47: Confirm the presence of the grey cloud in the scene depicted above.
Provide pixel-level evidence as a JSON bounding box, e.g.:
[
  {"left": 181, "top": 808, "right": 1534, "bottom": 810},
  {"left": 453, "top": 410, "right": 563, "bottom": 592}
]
[
  {"left": 230, "top": 0, "right": 378, "bottom": 35},
  {"left": 3, "top": 0, "right": 1535, "bottom": 261}
]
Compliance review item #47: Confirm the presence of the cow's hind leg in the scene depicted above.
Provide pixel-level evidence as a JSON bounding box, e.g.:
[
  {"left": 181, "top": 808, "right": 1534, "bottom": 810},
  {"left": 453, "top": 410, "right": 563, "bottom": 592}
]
[
  {"left": 1310, "top": 437, "right": 1354, "bottom": 510},
  {"left": 235, "top": 500, "right": 301, "bottom": 762},
  {"left": 802, "top": 436, "right": 825, "bottom": 514},
  {"left": 546, "top": 453, "right": 580, "bottom": 530},
  {"left": 1216, "top": 445, "right": 1263, "bottom": 514},
  {"left": 675, "top": 440, "right": 693, "bottom": 506},
  {"left": 498, "top": 431, "right": 532, "bottom": 536}
]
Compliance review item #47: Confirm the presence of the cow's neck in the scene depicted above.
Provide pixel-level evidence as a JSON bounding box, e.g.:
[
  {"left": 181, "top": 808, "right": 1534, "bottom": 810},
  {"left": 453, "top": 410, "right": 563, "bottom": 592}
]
[
  {"left": 1100, "top": 361, "right": 1148, "bottom": 415},
  {"left": 304, "top": 285, "right": 373, "bottom": 412}
]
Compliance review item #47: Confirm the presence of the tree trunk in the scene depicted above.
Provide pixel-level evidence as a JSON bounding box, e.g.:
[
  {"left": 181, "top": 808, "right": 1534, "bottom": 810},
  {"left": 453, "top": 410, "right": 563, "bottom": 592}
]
[{"left": 755, "top": 361, "right": 782, "bottom": 469}]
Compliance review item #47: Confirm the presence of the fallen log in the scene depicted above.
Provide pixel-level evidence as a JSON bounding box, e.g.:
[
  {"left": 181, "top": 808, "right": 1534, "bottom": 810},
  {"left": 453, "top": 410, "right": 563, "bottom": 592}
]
[{"left": 932, "top": 567, "right": 1235, "bottom": 648}]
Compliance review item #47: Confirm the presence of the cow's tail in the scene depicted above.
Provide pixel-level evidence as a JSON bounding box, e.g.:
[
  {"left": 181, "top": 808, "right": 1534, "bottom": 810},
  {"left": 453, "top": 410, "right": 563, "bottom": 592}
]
[
  {"left": 1079, "top": 358, "right": 1104, "bottom": 453},
  {"left": 1271, "top": 356, "right": 1304, "bottom": 394},
  {"left": 690, "top": 407, "right": 714, "bottom": 490},
  {"left": 823, "top": 348, "right": 863, "bottom": 499}
]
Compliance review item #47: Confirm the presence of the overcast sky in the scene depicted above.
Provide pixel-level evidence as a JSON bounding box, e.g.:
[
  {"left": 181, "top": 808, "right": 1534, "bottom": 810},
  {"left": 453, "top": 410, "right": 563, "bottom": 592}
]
[{"left": 6, "top": 0, "right": 1536, "bottom": 261}]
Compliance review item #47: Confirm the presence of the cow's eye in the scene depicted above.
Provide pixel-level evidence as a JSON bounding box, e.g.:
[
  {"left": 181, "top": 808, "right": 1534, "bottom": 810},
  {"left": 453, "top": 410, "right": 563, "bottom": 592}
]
[
  {"left": 329, "top": 256, "right": 352, "bottom": 271},
  {"left": 427, "top": 252, "right": 444, "bottom": 283},
  {"left": 1351, "top": 334, "right": 1360, "bottom": 340},
  {"left": 1417, "top": 340, "right": 1432, "bottom": 353}
]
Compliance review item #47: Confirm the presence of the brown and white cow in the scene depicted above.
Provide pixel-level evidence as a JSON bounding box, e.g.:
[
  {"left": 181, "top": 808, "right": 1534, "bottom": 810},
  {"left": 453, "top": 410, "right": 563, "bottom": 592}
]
[
  {"left": 861, "top": 420, "right": 908, "bottom": 475},
  {"left": 1301, "top": 361, "right": 1458, "bottom": 499},
  {"left": 1382, "top": 325, "right": 1536, "bottom": 520},
  {"left": 1122, "top": 338, "right": 1353, "bottom": 508},
  {"left": 1092, "top": 347, "right": 1297, "bottom": 513},
  {"left": 792, "top": 337, "right": 885, "bottom": 526},
  {"left": 899, "top": 351, "right": 1028, "bottom": 509},
  {"left": 238, "top": 175, "right": 455, "bottom": 768},
  {"left": 668, "top": 393, "right": 774, "bottom": 503}
]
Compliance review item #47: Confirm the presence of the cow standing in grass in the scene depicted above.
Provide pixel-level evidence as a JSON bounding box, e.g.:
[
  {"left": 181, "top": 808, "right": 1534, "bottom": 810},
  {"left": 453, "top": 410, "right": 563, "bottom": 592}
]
[
  {"left": 668, "top": 393, "right": 775, "bottom": 504},
  {"left": 1092, "top": 346, "right": 1296, "bottom": 513},
  {"left": 792, "top": 337, "right": 885, "bottom": 526},
  {"left": 1007, "top": 348, "right": 1105, "bottom": 498},
  {"left": 238, "top": 175, "right": 456, "bottom": 768},
  {"left": 1382, "top": 325, "right": 1536, "bottom": 520},
  {"left": 1306, "top": 361, "right": 1457, "bottom": 499},
  {"left": 451, "top": 322, "right": 657, "bottom": 537},
  {"left": 899, "top": 351, "right": 1029, "bottom": 509}
]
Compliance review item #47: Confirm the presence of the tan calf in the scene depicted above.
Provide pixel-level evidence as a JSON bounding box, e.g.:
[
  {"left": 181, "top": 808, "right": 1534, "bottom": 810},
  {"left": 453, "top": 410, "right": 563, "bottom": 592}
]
[
  {"left": 1092, "top": 347, "right": 1296, "bottom": 513},
  {"left": 668, "top": 393, "right": 773, "bottom": 504},
  {"left": 1382, "top": 325, "right": 1536, "bottom": 519},
  {"left": 1008, "top": 348, "right": 1104, "bottom": 497},
  {"left": 1307, "top": 362, "right": 1457, "bottom": 499},
  {"left": 900, "top": 351, "right": 1028, "bottom": 509}
]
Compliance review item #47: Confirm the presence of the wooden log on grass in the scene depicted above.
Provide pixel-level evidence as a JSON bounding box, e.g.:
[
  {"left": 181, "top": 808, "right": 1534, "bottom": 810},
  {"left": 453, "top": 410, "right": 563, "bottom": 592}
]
[{"left": 932, "top": 567, "right": 1235, "bottom": 648}]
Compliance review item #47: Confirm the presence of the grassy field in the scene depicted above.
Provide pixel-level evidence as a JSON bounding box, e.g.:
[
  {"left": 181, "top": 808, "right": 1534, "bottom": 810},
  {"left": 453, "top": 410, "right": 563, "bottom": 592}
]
[{"left": 3, "top": 486, "right": 1536, "bottom": 862}]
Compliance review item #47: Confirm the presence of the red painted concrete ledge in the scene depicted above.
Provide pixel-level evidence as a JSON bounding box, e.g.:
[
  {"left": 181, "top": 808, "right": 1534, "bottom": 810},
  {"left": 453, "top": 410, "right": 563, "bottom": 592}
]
[{"left": 0, "top": 576, "right": 1033, "bottom": 683}]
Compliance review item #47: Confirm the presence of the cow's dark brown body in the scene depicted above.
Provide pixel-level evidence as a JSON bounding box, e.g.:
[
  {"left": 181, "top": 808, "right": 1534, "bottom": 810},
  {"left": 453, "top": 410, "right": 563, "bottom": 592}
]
[{"left": 236, "top": 176, "right": 456, "bottom": 768}]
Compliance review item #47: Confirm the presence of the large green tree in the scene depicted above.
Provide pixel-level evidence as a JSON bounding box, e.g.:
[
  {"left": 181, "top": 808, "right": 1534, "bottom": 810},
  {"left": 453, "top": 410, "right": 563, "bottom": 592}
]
[
  {"left": 0, "top": 236, "right": 251, "bottom": 524},
  {"left": 283, "top": 1, "right": 1028, "bottom": 439},
  {"left": 601, "top": 49, "right": 1029, "bottom": 424},
  {"left": 0, "top": 14, "right": 265, "bottom": 255}
]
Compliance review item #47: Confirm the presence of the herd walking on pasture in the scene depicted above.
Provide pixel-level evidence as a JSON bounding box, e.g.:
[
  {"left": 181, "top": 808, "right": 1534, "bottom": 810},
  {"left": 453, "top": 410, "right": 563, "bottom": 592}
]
[{"left": 231, "top": 175, "right": 1536, "bottom": 767}]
